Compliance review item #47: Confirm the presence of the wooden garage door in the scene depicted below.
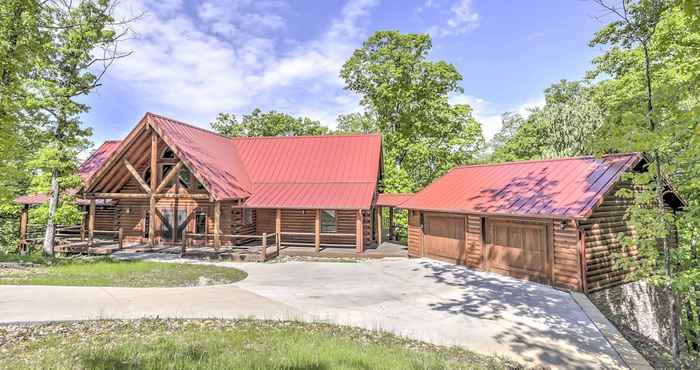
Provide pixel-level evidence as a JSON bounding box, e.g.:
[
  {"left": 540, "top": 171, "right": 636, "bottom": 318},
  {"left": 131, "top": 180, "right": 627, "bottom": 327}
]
[
  {"left": 485, "top": 220, "right": 549, "bottom": 283},
  {"left": 423, "top": 213, "right": 465, "bottom": 263}
]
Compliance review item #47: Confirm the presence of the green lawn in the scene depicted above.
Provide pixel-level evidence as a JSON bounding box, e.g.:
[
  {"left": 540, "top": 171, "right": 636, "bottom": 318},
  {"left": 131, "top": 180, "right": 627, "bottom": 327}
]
[
  {"left": 0, "top": 254, "right": 247, "bottom": 287},
  {"left": 0, "top": 320, "right": 522, "bottom": 370}
]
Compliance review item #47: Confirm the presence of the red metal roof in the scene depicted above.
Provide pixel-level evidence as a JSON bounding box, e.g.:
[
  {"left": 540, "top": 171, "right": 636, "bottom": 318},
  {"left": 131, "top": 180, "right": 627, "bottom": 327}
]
[
  {"left": 233, "top": 133, "right": 382, "bottom": 209},
  {"left": 376, "top": 193, "right": 414, "bottom": 207},
  {"left": 79, "top": 140, "right": 121, "bottom": 184},
  {"left": 401, "top": 154, "right": 641, "bottom": 220},
  {"left": 148, "top": 113, "right": 253, "bottom": 200},
  {"left": 123, "top": 113, "right": 381, "bottom": 208}
]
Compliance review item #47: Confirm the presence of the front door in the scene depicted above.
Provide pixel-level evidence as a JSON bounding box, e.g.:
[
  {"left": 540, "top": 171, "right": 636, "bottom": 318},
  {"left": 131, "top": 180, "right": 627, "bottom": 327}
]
[{"left": 160, "top": 209, "right": 188, "bottom": 243}]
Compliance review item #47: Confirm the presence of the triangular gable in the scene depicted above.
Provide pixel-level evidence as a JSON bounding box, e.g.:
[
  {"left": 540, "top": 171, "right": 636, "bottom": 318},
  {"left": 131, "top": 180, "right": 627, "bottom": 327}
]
[{"left": 85, "top": 113, "right": 252, "bottom": 200}]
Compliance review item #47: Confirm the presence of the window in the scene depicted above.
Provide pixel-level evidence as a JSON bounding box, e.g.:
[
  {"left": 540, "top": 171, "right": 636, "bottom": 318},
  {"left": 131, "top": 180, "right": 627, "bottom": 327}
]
[
  {"left": 242, "top": 209, "right": 253, "bottom": 225},
  {"left": 195, "top": 212, "right": 207, "bottom": 234},
  {"left": 161, "top": 165, "right": 192, "bottom": 188},
  {"left": 143, "top": 168, "right": 151, "bottom": 184},
  {"left": 162, "top": 148, "right": 175, "bottom": 159},
  {"left": 143, "top": 212, "right": 150, "bottom": 238},
  {"left": 321, "top": 210, "right": 337, "bottom": 233}
]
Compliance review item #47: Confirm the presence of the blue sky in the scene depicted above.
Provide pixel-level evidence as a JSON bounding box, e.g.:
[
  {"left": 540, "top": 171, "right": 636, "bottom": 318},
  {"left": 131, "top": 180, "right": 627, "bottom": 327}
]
[{"left": 83, "top": 0, "right": 609, "bottom": 148}]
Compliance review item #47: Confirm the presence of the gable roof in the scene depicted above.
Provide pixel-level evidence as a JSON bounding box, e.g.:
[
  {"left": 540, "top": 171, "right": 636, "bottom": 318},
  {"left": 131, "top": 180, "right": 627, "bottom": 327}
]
[
  {"left": 148, "top": 113, "right": 253, "bottom": 199},
  {"left": 79, "top": 140, "right": 121, "bottom": 184},
  {"left": 376, "top": 193, "right": 414, "bottom": 207},
  {"left": 83, "top": 113, "right": 382, "bottom": 209},
  {"left": 232, "top": 134, "right": 382, "bottom": 209},
  {"left": 401, "top": 153, "right": 641, "bottom": 220}
]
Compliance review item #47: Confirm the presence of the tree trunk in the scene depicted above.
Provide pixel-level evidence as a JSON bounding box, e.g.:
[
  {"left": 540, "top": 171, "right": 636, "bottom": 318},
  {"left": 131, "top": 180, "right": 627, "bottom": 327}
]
[{"left": 42, "top": 168, "right": 60, "bottom": 256}]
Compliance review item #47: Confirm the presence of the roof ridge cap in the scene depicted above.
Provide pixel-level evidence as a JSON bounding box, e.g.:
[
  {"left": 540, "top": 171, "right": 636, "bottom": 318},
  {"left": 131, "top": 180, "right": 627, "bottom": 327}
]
[
  {"left": 456, "top": 153, "right": 639, "bottom": 170},
  {"left": 230, "top": 132, "right": 381, "bottom": 140},
  {"left": 146, "top": 112, "right": 237, "bottom": 142}
]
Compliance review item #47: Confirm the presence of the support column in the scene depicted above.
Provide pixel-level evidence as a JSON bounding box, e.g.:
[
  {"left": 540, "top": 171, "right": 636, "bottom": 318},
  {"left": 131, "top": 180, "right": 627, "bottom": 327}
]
[
  {"left": 388, "top": 207, "right": 395, "bottom": 241},
  {"left": 148, "top": 132, "right": 157, "bottom": 247},
  {"left": 275, "top": 208, "right": 282, "bottom": 241},
  {"left": 376, "top": 206, "right": 382, "bottom": 245},
  {"left": 356, "top": 209, "right": 364, "bottom": 253},
  {"left": 19, "top": 205, "right": 29, "bottom": 254},
  {"left": 88, "top": 199, "right": 96, "bottom": 246},
  {"left": 213, "top": 201, "right": 221, "bottom": 250},
  {"left": 314, "top": 209, "right": 320, "bottom": 252}
]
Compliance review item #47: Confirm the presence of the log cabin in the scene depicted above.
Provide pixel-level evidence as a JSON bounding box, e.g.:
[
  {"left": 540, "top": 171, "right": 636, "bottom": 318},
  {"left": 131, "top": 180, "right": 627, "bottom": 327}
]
[
  {"left": 16, "top": 112, "right": 384, "bottom": 255},
  {"left": 401, "top": 154, "right": 683, "bottom": 293}
]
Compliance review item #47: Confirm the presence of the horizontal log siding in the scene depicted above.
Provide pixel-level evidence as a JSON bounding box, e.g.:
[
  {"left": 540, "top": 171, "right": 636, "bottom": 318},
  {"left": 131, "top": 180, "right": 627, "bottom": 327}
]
[
  {"left": 552, "top": 219, "right": 581, "bottom": 291},
  {"left": 464, "top": 215, "right": 482, "bottom": 268},
  {"left": 579, "top": 183, "right": 638, "bottom": 292},
  {"left": 94, "top": 205, "right": 118, "bottom": 232},
  {"left": 255, "top": 208, "right": 370, "bottom": 246},
  {"left": 407, "top": 210, "right": 422, "bottom": 257}
]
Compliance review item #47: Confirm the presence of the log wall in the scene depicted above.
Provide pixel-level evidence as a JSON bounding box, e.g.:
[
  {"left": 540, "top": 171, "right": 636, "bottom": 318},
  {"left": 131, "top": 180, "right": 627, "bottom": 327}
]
[
  {"left": 256, "top": 208, "right": 371, "bottom": 246},
  {"left": 551, "top": 219, "right": 582, "bottom": 291},
  {"left": 407, "top": 210, "right": 422, "bottom": 257},
  {"left": 579, "top": 183, "right": 639, "bottom": 292}
]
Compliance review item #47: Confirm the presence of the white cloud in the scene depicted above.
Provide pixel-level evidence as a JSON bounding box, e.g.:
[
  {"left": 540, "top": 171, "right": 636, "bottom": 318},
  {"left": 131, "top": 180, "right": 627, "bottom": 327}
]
[
  {"left": 426, "top": 0, "right": 480, "bottom": 37},
  {"left": 450, "top": 94, "right": 544, "bottom": 141},
  {"left": 108, "top": 0, "right": 378, "bottom": 127}
]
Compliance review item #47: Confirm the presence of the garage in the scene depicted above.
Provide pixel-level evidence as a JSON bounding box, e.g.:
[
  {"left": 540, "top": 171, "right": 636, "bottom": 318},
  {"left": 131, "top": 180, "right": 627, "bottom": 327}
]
[
  {"left": 483, "top": 219, "right": 550, "bottom": 284},
  {"left": 400, "top": 154, "right": 666, "bottom": 292},
  {"left": 422, "top": 213, "right": 465, "bottom": 263}
]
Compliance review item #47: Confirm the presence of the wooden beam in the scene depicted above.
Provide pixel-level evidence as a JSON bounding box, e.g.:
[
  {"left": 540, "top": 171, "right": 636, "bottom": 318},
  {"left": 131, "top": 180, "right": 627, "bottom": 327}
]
[
  {"left": 376, "top": 206, "right": 382, "bottom": 245},
  {"left": 275, "top": 209, "right": 282, "bottom": 234},
  {"left": 155, "top": 161, "right": 184, "bottom": 193},
  {"left": 356, "top": 209, "right": 364, "bottom": 253},
  {"left": 388, "top": 207, "right": 395, "bottom": 240},
  {"left": 314, "top": 209, "right": 320, "bottom": 252},
  {"left": 214, "top": 201, "right": 221, "bottom": 250},
  {"left": 88, "top": 199, "right": 96, "bottom": 246},
  {"left": 123, "top": 159, "right": 151, "bottom": 193},
  {"left": 85, "top": 193, "right": 150, "bottom": 199},
  {"left": 154, "top": 193, "right": 209, "bottom": 200},
  {"left": 149, "top": 132, "right": 157, "bottom": 247}
]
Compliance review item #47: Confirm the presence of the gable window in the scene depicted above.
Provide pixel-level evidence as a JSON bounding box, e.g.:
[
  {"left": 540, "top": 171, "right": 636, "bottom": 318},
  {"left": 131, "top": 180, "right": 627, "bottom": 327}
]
[
  {"left": 321, "top": 210, "right": 337, "bottom": 233},
  {"left": 195, "top": 212, "right": 207, "bottom": 234},
  {"left": 162, "top": 148, "right": 175, "bottom": 159},
  {"left": 143, "top": 168, "right": 151, "bottom": 185},
  {"left": 242, "top": 209, "right": 253, "bottom": 225},
  {"left": 161, "top": 165, "right": 192, "bottom": 188}
]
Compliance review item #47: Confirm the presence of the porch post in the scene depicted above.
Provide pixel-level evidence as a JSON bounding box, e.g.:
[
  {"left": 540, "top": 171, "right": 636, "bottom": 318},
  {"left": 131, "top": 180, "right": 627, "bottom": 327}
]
[
  {"left": 19, "top": 205, "right": 28, "bottom": 254},
  {"left": 356, "top": 209, "right": 364, "bottom": 253},
  {"left": 314, "top": 209, "right": 320, "bottom": 252},
  {"left": 88, "top": 199, "right": 96, "bottom": 246},
  {"left": 388, "top": 207, "right": 395, "bottom": 241},
  {"left": 148, "top": 131, "right": 157, "bottom": 248},
  {"left": 275, "top": 208, "right": 282, "bottom": 244},
  {"left": 213, "top": 201, "right": 221, "bottom": 250},
  {"left": 376, "top": 206, "right": 382, "bottom": 245}
]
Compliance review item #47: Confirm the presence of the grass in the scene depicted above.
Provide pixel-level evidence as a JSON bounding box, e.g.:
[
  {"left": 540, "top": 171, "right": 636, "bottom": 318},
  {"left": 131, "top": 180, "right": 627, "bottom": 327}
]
[
  {"left": 0, "top": 254, "right": 247, "bottom": 287},
  {"left": 0, "top": 319, "right": 523, "bottom": 370}
]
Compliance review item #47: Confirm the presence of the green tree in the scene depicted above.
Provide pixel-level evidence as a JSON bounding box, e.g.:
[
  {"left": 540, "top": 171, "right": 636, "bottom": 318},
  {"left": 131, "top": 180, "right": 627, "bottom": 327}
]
[
  {"left": 336, "top": 112, "right": 378, "bottom": 134},
  {"left": 212, "top": 109, "right": 330, "bottom": 137},
  {"left": 488, "top": 79, "right": 603, "bottom": 162},
  {"left": 30, "top": 0, "right": 132, "bottom": 256},
  {"left": 589, "top": 1, "right": 700, "bottom": 366},
  {"left": 340, "top": 31, "right": 484, "bottom": 192}
]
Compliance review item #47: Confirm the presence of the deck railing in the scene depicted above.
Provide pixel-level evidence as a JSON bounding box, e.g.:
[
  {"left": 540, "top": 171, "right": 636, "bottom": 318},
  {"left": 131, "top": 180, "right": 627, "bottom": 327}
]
[
  {"left": 278, "top": 232, "right": 356, "bottom": 250},
  {"left": 182, "top": 232, "right": 280, "bottom": 261},
  {"left": 19, "top": 224, "right": 124, "bottom": 254}
]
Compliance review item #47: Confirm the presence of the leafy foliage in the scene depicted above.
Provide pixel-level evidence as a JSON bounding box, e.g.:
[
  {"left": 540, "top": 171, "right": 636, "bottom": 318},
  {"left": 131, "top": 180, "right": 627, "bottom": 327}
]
[
  {"left": 212, "top": 109, "right": 330, "bottom": 137},
  {"left": 341, "top": 31, "right": 484, "bottom": 192}
]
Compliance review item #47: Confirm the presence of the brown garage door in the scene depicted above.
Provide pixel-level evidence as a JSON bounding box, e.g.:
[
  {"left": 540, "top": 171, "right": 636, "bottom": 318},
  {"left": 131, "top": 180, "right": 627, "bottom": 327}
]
[
  {"left": 485, "top": 220, "right": 549, "bottom": 284},
  {"left": 423, "top": 213, "right": 465, "bottom": 263}
]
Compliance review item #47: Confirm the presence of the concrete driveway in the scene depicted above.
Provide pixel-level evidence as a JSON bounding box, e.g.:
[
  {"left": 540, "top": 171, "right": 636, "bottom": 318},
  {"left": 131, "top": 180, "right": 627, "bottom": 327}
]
[{"left": 0, "top": 258, "right": 625, "bottom": 369}]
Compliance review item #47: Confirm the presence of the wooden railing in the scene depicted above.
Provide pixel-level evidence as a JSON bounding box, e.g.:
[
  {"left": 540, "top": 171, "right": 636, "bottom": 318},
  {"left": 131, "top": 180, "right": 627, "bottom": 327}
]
[
  {"left": 182, "top": 232, "right": 280, "bottom": 261},
  {"left": 278, "top": 232, "right": 356, "bottom": 251},
  {"left": 19, "top": 224, "right": 124, "bottom": 253}
]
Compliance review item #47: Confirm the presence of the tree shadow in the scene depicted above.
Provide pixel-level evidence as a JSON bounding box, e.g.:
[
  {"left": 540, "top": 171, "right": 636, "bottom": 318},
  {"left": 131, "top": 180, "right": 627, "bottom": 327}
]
[{"left": 418, "top": 260, "right": 622, "bottom": 368}]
